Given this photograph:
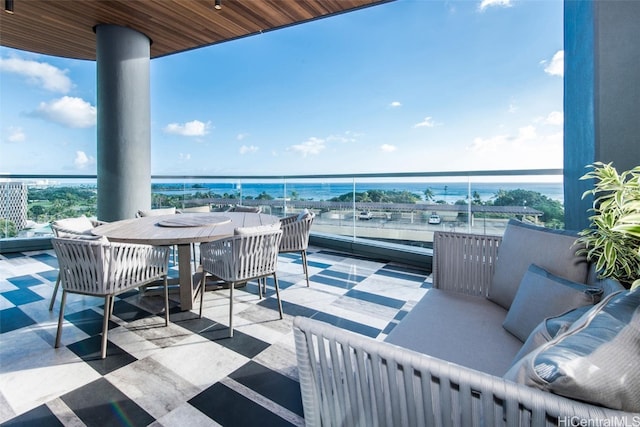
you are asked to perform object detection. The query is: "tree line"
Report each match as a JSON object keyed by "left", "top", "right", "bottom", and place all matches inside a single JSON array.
[{"left": 0, "top": 185, "right": 565, "bottom": 238}]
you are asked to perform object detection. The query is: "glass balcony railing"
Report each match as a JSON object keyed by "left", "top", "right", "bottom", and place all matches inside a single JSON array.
[{"left": 0, "top": 169, "right": 563, "bottom": 252}]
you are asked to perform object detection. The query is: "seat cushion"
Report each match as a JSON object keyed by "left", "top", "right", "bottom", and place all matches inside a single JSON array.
[
  {"left": 502, "top": 264, "right": 602, "bottom": 342},
  {"left": 488, "top": 219, "right": 588, "bottom": 310},
  {"left": 385, "top": 289, "right": 522, "bottom": 376},
  {"left": 505, "top": 290, "right": 640, "bottom": 412}
]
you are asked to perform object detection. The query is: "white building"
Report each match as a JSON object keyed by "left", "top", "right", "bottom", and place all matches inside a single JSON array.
[{"left": 0, "top": 182, "right": 28, "bottom": 231}]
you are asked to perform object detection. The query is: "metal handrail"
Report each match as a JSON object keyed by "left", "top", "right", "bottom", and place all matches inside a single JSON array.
[{"left": 1, "top": 168, "right": 563, "bottom": 181}]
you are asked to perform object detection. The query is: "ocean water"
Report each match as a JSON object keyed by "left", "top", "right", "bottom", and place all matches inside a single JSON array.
[{"left": 154, "top": 181, "right": 564, "bottom": 204}]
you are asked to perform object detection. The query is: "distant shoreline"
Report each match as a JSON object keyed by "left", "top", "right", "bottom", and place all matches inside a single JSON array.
[{"left": 152, "top": 181, "right": 564, "bottom": 203}]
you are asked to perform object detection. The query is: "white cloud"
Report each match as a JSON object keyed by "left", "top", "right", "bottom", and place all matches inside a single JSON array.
[
  {"left": 517, "top": 125, "right": 537, "bottom": 141},
  {"left": 479, "top": 0, "right": 512, "bottom": 11},
  {"left": 33, "top": 96, "right": 96, "bottom": 128},
  {"left": 467, "top": 125, "right": 562, "bottom": 170},
  {"left": 164, "top": 120, "right": 211, "bottom": 136},
  {"left": 179, "top": 153, "right": 191, "bottom": 161},
  {"left": 289, "top": 137, "right": 326, "bottom": 157},
  {"left": 390, "top": 101, "right": 402, "bottom": 108},
  {"left": 508, "top": 103, "right": 518, "bottom": 113},
  {"left": 237, "top": 133, "right": 249, "bottom": 141},
  {"left": 544, "top": 111, "right": 563, "bottom": 126},
  {"left": 470, "top": 125, "right": 537, "bottom": 153},
  {"left": 543, "top": 50, "right": 564, "bottom": 77},
  {"left": 381, "top": 144, "right": 397, "bottom": 152},
  {"left": 7, "top": 127, "right": 25, "bottom": 142},
  {"left": 413, "top": 116, "right": 438, "bottom": 128},
  {"left": 239, "top": 145, "right": 258, "bottom": 154},
  {"left": 74, "top": 151, "right": 95, "bottom": 169},
  {"left": 0, "top": 57, "right": 72, "bottom": 93},
  {"left": 327, "top": 132, "right": 358, "bottom": 143},
  {"left": 470, "top": 134, "right": 508, "bottom": 152}
]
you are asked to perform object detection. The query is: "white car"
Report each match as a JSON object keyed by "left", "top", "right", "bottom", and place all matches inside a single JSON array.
[
  {"left": 359, "top": 211, "right": 373, "bottom": 220},
  {"left": 428, "top": 214, "right": 441, "bottom": 224}
]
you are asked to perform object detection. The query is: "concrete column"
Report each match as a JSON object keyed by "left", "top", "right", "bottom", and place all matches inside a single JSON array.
[
  {"left": 564, "top": 0, "right": 640, "bottom": 230},
  {"left": 96, "top": 25, "right": 151, "bottom": 222}
]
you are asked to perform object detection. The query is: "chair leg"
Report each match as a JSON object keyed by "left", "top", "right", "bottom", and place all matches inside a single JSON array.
[
  {"left": 163, "top": 275, "right": 170, "bottom": 326},
  {"left": 273, "top": 273, "right": 283, "bottom": 319},
  {"left": 229, "top": 281, "right": 234, "bottom": 338},
  {"left": 192, "top": 243, "right": 198, "bottom": 273},
  {"left": 301, "top": 250, "right": 310, "bottom": 287},
  {"left": 106, "top": 292, "right": 116, "bottom": 318},
  {"left": 101, "top": 296, "right": 111, "bottom": 359},
  {"left": 49, "top": 274, "right": 61, "bottom": 311},
  {"left": 199, "top": 273, "right": 206, "bottom": 318},
  {"left": 258, "top": 278, "right": 263, "bottom": 299},
  {"left": 54, "top": 290, "right": 67, "bottom": 348}
]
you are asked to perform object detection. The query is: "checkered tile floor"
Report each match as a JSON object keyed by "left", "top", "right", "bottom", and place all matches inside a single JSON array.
[{"left": 0, "top": 246, "right": 431, "bottom": 426}]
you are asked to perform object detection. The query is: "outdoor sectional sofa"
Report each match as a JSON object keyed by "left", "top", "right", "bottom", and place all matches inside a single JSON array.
[{"left": 293, "top": 219, "right": 640, "bottom": 426}]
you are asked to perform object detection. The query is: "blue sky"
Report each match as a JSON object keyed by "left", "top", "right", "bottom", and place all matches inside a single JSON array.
[{"left": 0, "top": 0, "right": 563, "bottom": 176}]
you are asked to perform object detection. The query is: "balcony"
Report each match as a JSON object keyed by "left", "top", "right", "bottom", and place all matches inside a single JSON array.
[{"left": 0, "top": 169, "right": 565, "bottom": 424}]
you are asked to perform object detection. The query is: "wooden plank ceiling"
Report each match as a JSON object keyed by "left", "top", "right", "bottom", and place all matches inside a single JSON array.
[{"left": 0, "top": 0, "right": 392, "bottom": 60}]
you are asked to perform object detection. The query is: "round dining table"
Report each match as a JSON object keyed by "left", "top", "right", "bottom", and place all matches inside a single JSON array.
[{"left": 92, "top": 212, "right": 280, "bottom": 310}]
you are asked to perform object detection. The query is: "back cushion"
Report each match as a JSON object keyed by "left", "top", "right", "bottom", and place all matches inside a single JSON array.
[
  {"left": 232, "top": 205, "right": 261, "bottom": 213},
  {"left": 234, "top": 222, "right": 281, "bottom": 235},
  {"left": 52, "top": 215, "right": 95, "bottom": 236},
  {"left": 488, "top": 220, "right": 588, "bottom": 310},
  {"left": 296, "top": 209, "right": 311, "bottom": 222},
  {"left": 179, "top": 205, "right": 210, "bottom": 213},
  {"left": 502, "top": 264, "right": 601, "bottom": 342},
  {"left": 504, "top": 290, "right": 640, "bottom": 412},
  {"left": 137, "top": 207, "right": 176, "bottom": 217}
]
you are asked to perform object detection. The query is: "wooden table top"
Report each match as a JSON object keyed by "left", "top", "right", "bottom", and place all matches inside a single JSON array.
[{"left": 92, "top": 212, "right": 280, "bottom": 246}]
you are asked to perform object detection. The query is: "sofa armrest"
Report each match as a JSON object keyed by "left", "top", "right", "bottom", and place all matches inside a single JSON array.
[
  {"left": 293, "top": 316, "right": 635, "bottom": 427},
  {"left": 432, "top": 231, "right": 502, "bottom": 297}
]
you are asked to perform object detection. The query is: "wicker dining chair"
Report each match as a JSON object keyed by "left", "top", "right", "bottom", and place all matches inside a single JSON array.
[
  {"left": 199, "top": 226, "right": 283, "bottom": 337},
  {"left": 49, "top": 216, "right": 108, "bottom": 311},
  {"left": 136, "top": 207, "right": 183, "bottom": 268},
  {"left": 279, "top": 210, "right": 315, "bottom": 287},
  {"left": 52, "top": 237, "right": 171, "bottom": 359},
  {"left": 175, "top": 205, "right": 211, "bottom": 270}
]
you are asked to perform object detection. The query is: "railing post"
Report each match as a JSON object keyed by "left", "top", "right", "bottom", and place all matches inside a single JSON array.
[
  {"left": 467, "top": 178, "right": 472, "bottom": 233},
  {"left": 352, "top": 178, "right": 356, "bottom": 240}
]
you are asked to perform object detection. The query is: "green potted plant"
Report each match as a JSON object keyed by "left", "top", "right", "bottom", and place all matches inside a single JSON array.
[{"left": 577, "top": 162, "right": 640, "bottom": 289}]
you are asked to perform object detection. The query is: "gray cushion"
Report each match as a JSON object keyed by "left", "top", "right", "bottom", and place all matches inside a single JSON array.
[
  {"left": 385, "top": 289, "right": 522, "bottom": 376},
  {"left": 502, "top": 264, "right": 602, "bottom": 342},
  {"left": 488, "top": 219, "right": 588, "bottom": 310},
  {"left": 510, "top": 305, "right": 591, "bottom": 365},
  {"left": 504, "top": 290, "right": 640, "bottom": 412}
]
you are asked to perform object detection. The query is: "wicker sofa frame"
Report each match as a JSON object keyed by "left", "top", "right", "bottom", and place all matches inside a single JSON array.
[{"left": 293, "top": 228, "right": 638, "bottom": 426}]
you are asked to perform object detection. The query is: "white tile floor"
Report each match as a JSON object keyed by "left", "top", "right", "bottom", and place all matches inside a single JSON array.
[{"left": 0, "top": 246, "right": 431, "bottom": 426}]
